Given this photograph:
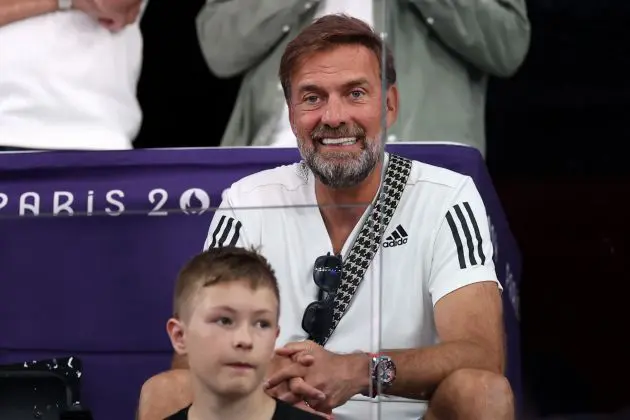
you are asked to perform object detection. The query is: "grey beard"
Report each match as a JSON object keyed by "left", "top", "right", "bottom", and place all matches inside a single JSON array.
[{"left": 298, "top": 135, "right": 383, "bottom": 189}]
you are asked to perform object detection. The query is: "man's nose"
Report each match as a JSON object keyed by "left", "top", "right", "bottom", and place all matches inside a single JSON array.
[{"left": 320, "top": 96, "right": 347, "bottom": 128}]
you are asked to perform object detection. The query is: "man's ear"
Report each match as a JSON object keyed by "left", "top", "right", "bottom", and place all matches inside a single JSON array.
[
  {"left": 385, "top": 84, "right": 399, "bottom": 129},
  {"left": 288, "top": 102, "right": 298, "bottom": 136},
  {"left": 166, "top": 318, "right": 187, "bottom": 356}
]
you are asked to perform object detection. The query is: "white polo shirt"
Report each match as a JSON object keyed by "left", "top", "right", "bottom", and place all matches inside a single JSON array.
[
  {"left": 203, "top": 154, "right": 500, "bottom": 420},
  {"left": 0, "top": 6, "right": 145, "bottom": 150}
]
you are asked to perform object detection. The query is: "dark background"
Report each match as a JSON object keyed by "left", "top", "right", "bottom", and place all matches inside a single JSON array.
[{"left": 135, "top": 1, "right": 630, "bottom": 416}]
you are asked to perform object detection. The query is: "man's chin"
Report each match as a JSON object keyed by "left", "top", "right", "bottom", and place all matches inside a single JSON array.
[{"left": 313, "top": 169, "right": 366, "bottom": 189}]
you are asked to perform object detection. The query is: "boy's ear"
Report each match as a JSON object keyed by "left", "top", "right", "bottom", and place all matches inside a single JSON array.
[{"left": 166, "top": 318, "right": 187, "bottom": 355}]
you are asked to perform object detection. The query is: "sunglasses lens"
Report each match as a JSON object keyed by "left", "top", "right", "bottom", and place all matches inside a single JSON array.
[
  {"left": 301, "top": 299, "right": 335, "bottom": 339},
  {"left": 313, "top": 255, "right": 342, "bottom": 291},
  {"left": 301, "top": 301, "right": 320, "bottom": 333},
  {"left": 304, "top": 254, "right": 343, "bottom": 343}
]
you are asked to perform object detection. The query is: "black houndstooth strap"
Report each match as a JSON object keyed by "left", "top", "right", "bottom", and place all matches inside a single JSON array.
[{"left": 319, "top": 154, "right": 412, "bottom": 346}]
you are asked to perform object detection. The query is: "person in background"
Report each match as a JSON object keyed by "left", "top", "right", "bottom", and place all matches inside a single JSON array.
[
  {"left": 196, "top": 0, "right": 530, "bottom": 156},
  {"left": 0, "top": 0, "right": 146, "bottom": 151}
]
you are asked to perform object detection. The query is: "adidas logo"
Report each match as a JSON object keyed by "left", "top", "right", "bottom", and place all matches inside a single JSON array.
[{"left": 383, "top": 224, "right": 408, "bottom": 248}]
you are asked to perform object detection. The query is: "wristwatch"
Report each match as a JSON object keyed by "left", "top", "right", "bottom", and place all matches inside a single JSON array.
[
  {"left": 58, "top": 0, "right": 73, "bottom": 10},
  {"left": 363, "top": 354, "right": 396, "bottom": 398}
]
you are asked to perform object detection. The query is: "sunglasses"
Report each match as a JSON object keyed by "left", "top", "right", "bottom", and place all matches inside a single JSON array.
[{"left": 301, "top": 253, "right": 343, "bottom": 344}]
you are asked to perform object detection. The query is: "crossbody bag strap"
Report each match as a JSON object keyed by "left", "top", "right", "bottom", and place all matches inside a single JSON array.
[{"left": 319, "top": 154, "right": 412, "bottom": 346}]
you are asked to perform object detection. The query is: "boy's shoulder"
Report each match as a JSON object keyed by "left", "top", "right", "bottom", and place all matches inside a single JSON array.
[
  {"left": 163, "top": 405, "right": 189, "bottom": 420},
  {"left": 272, "top": 399, "right": 325, "bottom": 419}
]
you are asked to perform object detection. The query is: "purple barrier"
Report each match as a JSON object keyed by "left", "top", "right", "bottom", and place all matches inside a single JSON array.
[{"left": 0, "top": 144, "right": 521, "bottom": 419}]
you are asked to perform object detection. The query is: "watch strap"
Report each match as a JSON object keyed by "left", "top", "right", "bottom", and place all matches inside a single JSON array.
[{"left": 363, "top": 353, "right": 395, "bottom": 398}]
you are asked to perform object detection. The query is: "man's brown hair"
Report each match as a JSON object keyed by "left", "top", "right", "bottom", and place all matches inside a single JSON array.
[
  {"left": 279, "top": 13, "right": 397, "bottom": 102},
  {"left": 173, "top": 246, "right": 280, "bottom": 320}
]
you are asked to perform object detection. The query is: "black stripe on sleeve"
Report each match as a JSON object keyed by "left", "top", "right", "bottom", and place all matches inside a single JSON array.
[
  {"left": 454, "top": 204, "right": 477, "bottom": 267},
  {"left": 446, "top": 211, "right": 466, "bottom": 269},
  {"left": 227, "top": 221, "right": 242, "bottom": 247},
  {"left": 217, "top": 217, "right": 234, "bottom": 247},
  {"left": 208, "top": 215, "right": 226, "bottom": 249},
  {"left": 463, "top": 201, "right": 486, "bottom": 265}
]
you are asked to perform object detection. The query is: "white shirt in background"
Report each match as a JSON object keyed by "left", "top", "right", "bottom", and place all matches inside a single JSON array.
[
  {"left": 0, "top": 6, "right": 146, "bottom": 150},
  {"left": 270, "top": 0, "right": 374, "bottom": 147}
]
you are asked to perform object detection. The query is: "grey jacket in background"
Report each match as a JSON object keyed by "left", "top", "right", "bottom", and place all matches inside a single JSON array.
[{"left": 196, "top": 0, "right": 530, "bottom": 154}]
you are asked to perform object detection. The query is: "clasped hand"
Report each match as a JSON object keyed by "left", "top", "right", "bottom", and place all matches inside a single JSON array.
[
  {"left": 264, "top": 341, "right": 366, "bottom": 418},
  {"left": 73, "top": 0, "right": 142, "bottom": 32}
]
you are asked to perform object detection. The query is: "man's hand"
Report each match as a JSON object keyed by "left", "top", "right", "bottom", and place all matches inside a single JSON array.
[
  {"left": 265, "top": 341, "right": 369, "bottom": 413},
  {"left": 265, "top": 353, "right": 331, "bottom": 418},
  {"left": 72, "top": 0, "right": 141, "bottom": 31}
]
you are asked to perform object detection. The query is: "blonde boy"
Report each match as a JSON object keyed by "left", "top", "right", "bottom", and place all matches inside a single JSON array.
[{"left": 164, "top": 247, "right": 325, "bottom": 420}]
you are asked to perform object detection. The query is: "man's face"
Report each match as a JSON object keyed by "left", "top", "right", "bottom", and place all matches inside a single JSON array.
[
  {"left": 288, "top": 44, "right": 398, "bottom": 189},
  {"left": 171, "top": 280, "right": 279, "bottom": 398}
]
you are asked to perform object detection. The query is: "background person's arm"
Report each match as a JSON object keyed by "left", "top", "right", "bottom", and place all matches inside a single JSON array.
[
  {"left": 0, "top": 0, "right": 142, "bottom": 30},
  {"left": 196, "top": 0, "right": 311, "bottom": 78},
  {"left": 0, "top": 0, "right": 58, "bottom": 27},
  {"left": 409, "top": 0, "right": 531, "bottom": 77}
]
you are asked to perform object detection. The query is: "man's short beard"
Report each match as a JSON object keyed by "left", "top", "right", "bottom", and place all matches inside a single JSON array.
[{"left": 298, "top": 132, "right": 384, "bottom": 189}]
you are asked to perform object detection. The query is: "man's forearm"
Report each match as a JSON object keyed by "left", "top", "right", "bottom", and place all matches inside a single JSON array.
[
  {"left": 384, "top": 341, "right": 503, "bottom": 399},
  {"left": 0, "top": 0, "right": 58, "bottom": 27},
  {"left": 350, "top": 341, "right": 503, "bottom": 401}
]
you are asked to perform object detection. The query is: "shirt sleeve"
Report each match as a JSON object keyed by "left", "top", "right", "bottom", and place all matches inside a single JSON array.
[
  {"left": 428, "top": 177, "right": 501, "bottom": 306},
  {"left": 202, "top": 188, "right": 253, "bottom": 250}
]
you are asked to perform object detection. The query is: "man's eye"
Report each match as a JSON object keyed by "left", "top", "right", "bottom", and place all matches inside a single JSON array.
[
  {"left": 256, "top": 320, "right": 271, "bottom": 329},
  {"left": 350, "top": 90, "right": 364, "bottom": 98},
  {"left": 305, "top": 95, "right": 319, "bottom": 104}
]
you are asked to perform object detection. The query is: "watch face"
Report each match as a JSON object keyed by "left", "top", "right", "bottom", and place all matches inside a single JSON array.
[
  {"left": 376, "top": 358, "right": 396, "bottom": 385},
  {"left": 378, "top": 367, "right": 394, "bottom": 383}
]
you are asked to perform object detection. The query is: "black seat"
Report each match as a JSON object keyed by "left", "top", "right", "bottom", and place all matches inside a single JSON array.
[{"left": 0, "top": 357, "right": 92, "bottom": 420}]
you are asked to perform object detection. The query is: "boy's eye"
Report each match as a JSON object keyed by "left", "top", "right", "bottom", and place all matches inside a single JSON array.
[{"left": 216, "top": 317, "right": 232, "bottom": 326}]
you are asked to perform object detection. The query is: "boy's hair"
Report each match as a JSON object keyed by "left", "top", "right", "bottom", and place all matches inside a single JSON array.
[
  {"left": 173, "top": 246, "right": 280, "bottom": 320},
  {"left": 279, "top": 13, "right": 397, "bottom": 102}
]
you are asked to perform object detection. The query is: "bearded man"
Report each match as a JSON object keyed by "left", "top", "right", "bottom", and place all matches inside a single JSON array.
[{"left": 139, "top": 14, "right": 512, "bottom": 420}]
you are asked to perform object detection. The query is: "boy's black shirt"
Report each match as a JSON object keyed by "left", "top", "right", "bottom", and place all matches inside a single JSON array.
[{"left": 165, "top": 398, "right": 324, "bottom": 420}]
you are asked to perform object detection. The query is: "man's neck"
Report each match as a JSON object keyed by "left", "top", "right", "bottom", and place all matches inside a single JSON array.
[
  {"left": 188, "top": 385, "right": 275, "bottom": 420},
  {"left": 315, "top": 159, "right": 384, "bottom": 254},
  {"left": 315, "top": 159, "right": 384, "bottom": 226}
]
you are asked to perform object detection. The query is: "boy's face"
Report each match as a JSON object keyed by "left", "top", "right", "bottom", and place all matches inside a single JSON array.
[{"left": 168, "top": 279, "right": 279, "bottom": 398}]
